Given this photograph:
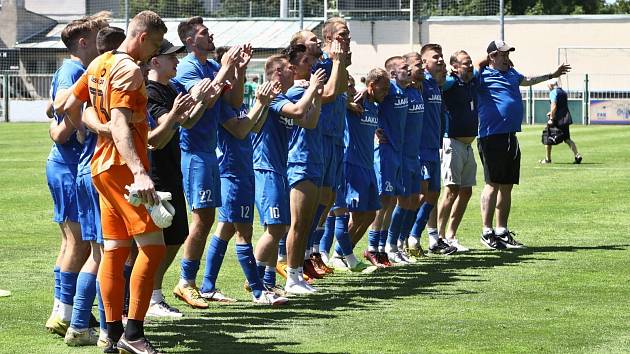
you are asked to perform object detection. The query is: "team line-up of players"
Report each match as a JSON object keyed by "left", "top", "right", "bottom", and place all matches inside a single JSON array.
[{"left": 44, "top": 10, "right": 570, "bottom": 353}]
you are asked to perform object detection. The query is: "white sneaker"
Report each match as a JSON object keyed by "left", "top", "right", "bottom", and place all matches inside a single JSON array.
[
  {"left": 64, "top": 327, "right": 99, "bottom": 346},
  {"left": 253, "top": 290, "right": 289, "bottom": 306},
  {"left": 146, "top": 300, "right": 184, "bottom": 318},
  {"left": 199, "top": 289, "right": 237, "bottom": 303},
  {"left": 447, "top": 238, "right": 470, "bottom": 252},
  {"left": 387, "top": 251, "right": 409, "bottom": 265},
  {"left": 285, "top": 280, "right": 317, "bottom": 294},
  {"left": 331, "top": 256, "right": 350, "bottom": 271}
]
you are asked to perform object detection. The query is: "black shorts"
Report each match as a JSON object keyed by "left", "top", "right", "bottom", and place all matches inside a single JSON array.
[
  {"left": 560, "top": 125, "right": 571, "bottom": 141},
  {"left": 156, "top": 183, "right": 189, "bottom": 246},
  {"left": 478, "top": 133, "right": 521, "bottom": 185}
]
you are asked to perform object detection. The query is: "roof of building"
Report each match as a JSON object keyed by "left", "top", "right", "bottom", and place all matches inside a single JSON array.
[{"left": 16, "top": 17, "right": 322, "bottom": 50}]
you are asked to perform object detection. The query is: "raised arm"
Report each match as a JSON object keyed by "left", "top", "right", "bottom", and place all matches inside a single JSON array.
[
  {"left": 320, "top": 40, "right": 344, "bottom": 104},
  {"left": 148, "top": 92, "right": 195, "bottom": 149},
  {"left": 280, "top": 68, "right": 326, "bottom": 122},
  {"left": 520, "top": 63, "right": 571, "bottom": 87},
  {"left": 223, "top": 43, "right": 252, "bottom": 109},
  {"left": 183, "top": 78, "right": 225, "bottom": 129},
  {"left": 222, "top": 81, "right": 278, "bottom": 139}
]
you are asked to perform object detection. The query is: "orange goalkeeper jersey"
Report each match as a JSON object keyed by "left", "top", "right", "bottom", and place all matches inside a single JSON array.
[{"left": 73, "top": 51, "right": 150, "bottom": 176}]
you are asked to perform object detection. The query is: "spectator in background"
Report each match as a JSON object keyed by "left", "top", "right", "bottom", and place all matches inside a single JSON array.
[
  {"left": 244, "top": 76, "right": 259, "bottom": 107},
  {"left": 540, "top": 79, "right": 582, "bottom": 164}
]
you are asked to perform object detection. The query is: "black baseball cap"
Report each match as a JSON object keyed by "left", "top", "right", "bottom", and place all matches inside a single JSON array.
[
  {"left": 487, "top": 40, "right": 515, "bottom": 54},
  {"left": 154, "top": 39, "right": 185, "bottom": 57}
]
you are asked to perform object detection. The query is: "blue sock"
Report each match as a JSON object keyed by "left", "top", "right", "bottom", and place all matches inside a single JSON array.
[
  {"left": 410, "top": 203, "right": 434, "bottom": 238},
  {"left": 200, "top": 236, "right": 228, "bottom": 294},
  {"left": 306, "top": 204, "right": 326, "bottom": 251},
  {"left": 399, "top": 209, "right": 415, "bottom": 243},
  {"left": 378, "top": 230, "right": 388, "bottom": 251},
  {"left": 180, "top": 258, "right": 200, "bottom": 282},
  {"left": 386, "top": 206, "right": 404, "bottom": 249},
  {"left": 263, "top": 266, "right": 276, "bottom": 287},
  {"left": 123, "top": 264, "right": 132, "bottom": 313},
  {"left": 59, "top": 271, "right": 78, "bottom": 305},
  {"left": 95, "top": 281, "right": 106, "bottom": 330},
  {"left": 334, "top": 215, "right": 354, "bottom": 256},
  {"left": 256, "top": 262, "right": 266, "bottom": 280},
  {"left": 53, "top": 266, "right": 61, "bottom": 300},
  {"left": 278, "top": 236, "right": 287, "bottom": 259},
  {"left": 319, "top": 215, "right": 336, "bottom": 254},
  {"left": 236, "top": 243, "right": 264, "bottom": 299},
  {"left": 70, "top": 272, "right": 97, "bottom": 330},
  {"left": 367, "top": 230, "right": 380, "bottom": 252}
]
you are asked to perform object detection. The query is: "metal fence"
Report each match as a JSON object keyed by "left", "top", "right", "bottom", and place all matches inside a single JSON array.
[{"left": 4, "top": 72, "right": 629, "bottom": 124}]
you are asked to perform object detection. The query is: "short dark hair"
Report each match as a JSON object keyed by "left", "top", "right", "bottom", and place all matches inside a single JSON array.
[
  {"left": 178, "top": 16, "right": 204, "bottom": 45},
  {"left": 282, "top": 43, "right": 307, "bottom": 65},
  {"left": 61, "top": 11, "right": 110, "bottom": 52},
  {"left": 96, "top": 26, "right": 125, "bottom": 54},
  {"left": 420, "top": 43, "right": 442, "bottom": 57}
]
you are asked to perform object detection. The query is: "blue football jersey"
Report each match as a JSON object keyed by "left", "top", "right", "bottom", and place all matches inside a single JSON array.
[
  {"left": 344, "top": 97, "right": 379, "bottom": 169},
  {"left": 286, "top": 85, "right": 323, "bottom": 166},
  {"left": 217, "top": 102, "right": 254, "bottom": 177},
  {"left": 377, "top": 80, "right": 408, "bottom": 152},
  {"left": 252, "top": 93, "right": 293, "bottom": 176}
]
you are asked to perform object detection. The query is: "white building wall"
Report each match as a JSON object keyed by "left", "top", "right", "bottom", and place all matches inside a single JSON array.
[{"left": 347, "top": 15, "right": 630, "bottom": 91}]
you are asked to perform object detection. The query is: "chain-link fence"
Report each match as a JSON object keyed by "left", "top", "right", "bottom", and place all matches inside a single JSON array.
[{"left": 1, "top": 1, "right": 629, "bottom": 124}]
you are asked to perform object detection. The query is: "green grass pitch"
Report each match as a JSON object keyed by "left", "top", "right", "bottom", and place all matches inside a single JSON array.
[{"left": 1, "top": 123, "right": 630, "bottom": 353}]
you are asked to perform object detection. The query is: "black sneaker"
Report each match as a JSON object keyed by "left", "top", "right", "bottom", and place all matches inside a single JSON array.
[
  {"left": 428, "top": 239, "right": 457, "bottom": 255},
  {"left": 574, "top": 155, "right": 583, "bottom": 164},
  {"left": 117, "top": 336, "right": 161, "bottom": 354},
  {"left": 480, "top": 231, "right": 506, "bottom": 250},
  {"left": 495, "top": 231, "right": 525, "bottom": 249}
]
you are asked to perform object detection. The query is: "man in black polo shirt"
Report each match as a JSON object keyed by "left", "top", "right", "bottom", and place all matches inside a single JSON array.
[{"left": 437, "top": 50, "right": 478, "bottom": 252}]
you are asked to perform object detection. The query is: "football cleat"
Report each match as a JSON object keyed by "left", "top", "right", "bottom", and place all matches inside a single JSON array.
[
  {"left": 172, "top": 284, "right": 209, "bottom": 309},
  {"left": 363, "top": 250, "right": 380, "bottom": 267},
  {"left": 117, "top": 335, "right": 161, "bottom": 354},
  {"left": 311, "top": 253, "right": 334, "bottom": 274},
  {"left": 285, "top": 280, "right": 317, "bottom": 295},
  {"left": 376, "top": 252, "right": 392, "bottom": 267},
  {"left": 303, "top": 259, "right": 325, "bottom": 279},
  {"left": 398, "top": 248, "right": 418, "bottom": 263},
  {"left": 64, "top": 326, "right": 99, "bottom": 346},
  {"left": 47, "top": 316, "right": 69, "bottom": 337},
  {"left": 386, "top": 251, "right": 410, "bottom": 265},
  {"left": 199, "top": 289, "right": 237, "bottom": 303}
]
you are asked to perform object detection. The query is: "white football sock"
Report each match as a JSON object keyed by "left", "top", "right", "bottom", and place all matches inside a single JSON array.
[
  {"left": 286, "top": 267, "right": 301, "bottom": 286},
  {"left": 345, "top": 254, "right": 358, "bottom": 268},
  {"left": 482, "top": 227, "right": 494, "bottom": 236},
  {"left": 428, "top": 228, "right": 439, "bottom": 248},
  {"left": 178, "top": 278, "right": 195, "bottom": 288},
  {"left": 320, "top": 251, "right": 330, "bottom": 264},
  {"left": 495, "top": 227, "right": 508, "bottom": 235},
  {"left": 408, "top": 236, "right": 420, "bottom": 249},
  {"left": 150, "top": 289, "right": 164, "bottom": 305},
  {"left": 60, "top": 303, "right": 73, "bottom": 322},
  {"left": 312, "top": 244, "right": 320, "bottom": 254}
]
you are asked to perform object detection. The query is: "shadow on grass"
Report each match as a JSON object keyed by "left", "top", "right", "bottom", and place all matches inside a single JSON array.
[{"left": 148, "top": 243, "right": 628, "bottom": 353}]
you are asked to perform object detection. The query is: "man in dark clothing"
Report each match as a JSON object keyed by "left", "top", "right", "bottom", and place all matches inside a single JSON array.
[{"left": 540, "top": 79, "right": 582, "bottom": 164}]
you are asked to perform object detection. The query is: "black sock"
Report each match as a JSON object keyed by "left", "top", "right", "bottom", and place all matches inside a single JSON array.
[
  {"left": 124, "top": 319, "right": 145, "bottom": 341},
  {"left": 107, "top": 320, "right": 124, "bottom": 342}
]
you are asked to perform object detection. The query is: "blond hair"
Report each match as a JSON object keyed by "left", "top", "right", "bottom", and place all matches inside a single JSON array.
[{"left": 129, "top": 11, "right": 167, "bottom": 37}]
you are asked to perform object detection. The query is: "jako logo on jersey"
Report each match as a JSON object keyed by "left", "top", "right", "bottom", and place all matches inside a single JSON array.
[
  {"left": 361, "top": 114, "right": 378, "bottom": 126},
  {"left": 409, "top": 103, "right": 424, "bottom": 113},
  {"left": 384, "top": 181, "right": 394, "bottom": 192},
  {"left": 394, "top": 97, "right": 408, "bottom": 107},
  {"left": 427, "top": 94, "right": 441, "bottom": 103}
]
